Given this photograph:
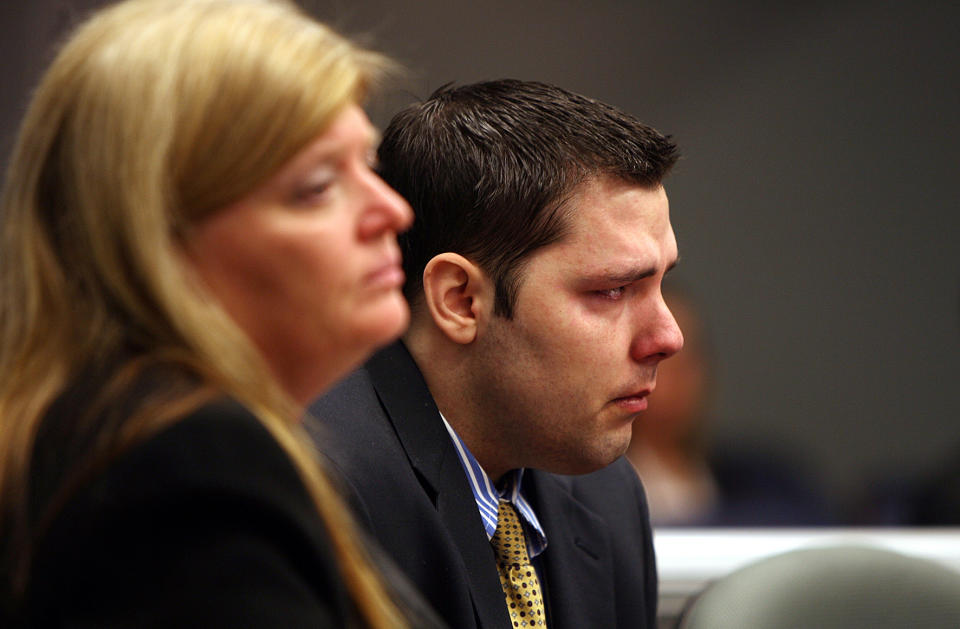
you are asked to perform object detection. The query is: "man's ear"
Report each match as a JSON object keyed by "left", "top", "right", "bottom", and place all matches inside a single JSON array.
[{"left": 421, "top": 253, "right": 492, "bottom": 344}]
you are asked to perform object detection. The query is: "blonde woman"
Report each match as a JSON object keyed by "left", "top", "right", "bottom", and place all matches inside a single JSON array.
[{"left": 0, "top": 1, "right": 441, "bottom": 626}]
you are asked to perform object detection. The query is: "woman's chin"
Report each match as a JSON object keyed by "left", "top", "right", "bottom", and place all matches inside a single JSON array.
[
  {"left": 369, "top": 291, "right": 411, "bottom": 346},
  {"left": 350, "top": 296, "right": 411, "bottom": 359}
]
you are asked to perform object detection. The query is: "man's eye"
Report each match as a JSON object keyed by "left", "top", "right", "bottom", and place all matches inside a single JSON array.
[{"left": 595, "top": 286, "right": 627, "bottom": 300}]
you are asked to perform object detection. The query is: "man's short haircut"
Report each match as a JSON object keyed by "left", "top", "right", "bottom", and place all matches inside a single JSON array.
[{"left": 377, "top": 79, "right": 679, "bottom": 318}]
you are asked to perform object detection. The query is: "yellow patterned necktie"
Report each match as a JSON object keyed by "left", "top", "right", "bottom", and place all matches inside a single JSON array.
[{"left": 490, "top": 500, "right": 547, "bottom": 628}]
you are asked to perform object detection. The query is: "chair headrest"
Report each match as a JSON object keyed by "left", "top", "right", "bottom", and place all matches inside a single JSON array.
[{"left": 679, "top": 545, "right": 960, "bottom": 629}]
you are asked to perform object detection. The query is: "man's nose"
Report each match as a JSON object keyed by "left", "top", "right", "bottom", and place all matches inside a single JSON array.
[{"left": 631, "top": 298, "right": 684, "bottom": 364}]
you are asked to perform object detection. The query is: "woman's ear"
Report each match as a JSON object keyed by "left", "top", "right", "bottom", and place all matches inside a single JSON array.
[{"left": 421, "top": 253, "right": 492, "bottom": 344}]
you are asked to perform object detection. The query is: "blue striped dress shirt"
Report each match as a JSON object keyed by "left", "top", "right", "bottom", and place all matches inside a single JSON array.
[{"left": 439, "top": 413, "right": 547, "bottom": 558}]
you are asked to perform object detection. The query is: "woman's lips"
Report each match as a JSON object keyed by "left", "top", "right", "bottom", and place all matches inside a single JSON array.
[{"left": 365, "top": 260, "right": 405, "bottom": 290}]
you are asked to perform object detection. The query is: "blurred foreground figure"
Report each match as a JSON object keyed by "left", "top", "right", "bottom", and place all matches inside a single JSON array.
[
  {"left": 628, "top": 288, "right": 831, "bottom": 526},
  {"left": 0, "top": 1, "right": 442, "bottom": 626},
  {"left": 312, "top": 79, "right": 683, "bottom": 629}
]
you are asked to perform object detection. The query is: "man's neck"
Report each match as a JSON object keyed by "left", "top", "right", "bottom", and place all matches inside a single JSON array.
[{"left": 404, "top": 327, "right": 513, "bottom": 482}]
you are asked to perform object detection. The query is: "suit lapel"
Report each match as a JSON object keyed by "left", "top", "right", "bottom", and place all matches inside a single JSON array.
[
  {"left": 528, "top": 470, "right": 617, "bottom": 629},
  {"left": 366, "top": 343, "right": 511, "bottom": 629}
]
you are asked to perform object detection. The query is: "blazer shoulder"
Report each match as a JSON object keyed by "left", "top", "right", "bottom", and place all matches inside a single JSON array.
[
  {"left": 561, "top": 458, "right": 649, "bottom": 514},
  {"left": 536, "top": 458, "right": 658, "bottom": 629},
  {"left": 28, "top": 398, "right": 351, "bottom": 628},
  {"left": 109, "top": 399, "right": 314, "bottom": 507},
  {"left": 309, "top": 367, "right": 384, "bottom": 431},
  {"left": 308, "top": 367, "right": 404, "bottom": 468}
]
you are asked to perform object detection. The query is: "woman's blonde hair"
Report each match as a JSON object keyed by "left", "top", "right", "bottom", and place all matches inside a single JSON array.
[{"left": 0, "top": 0, "right": 405, "bottom": 625}]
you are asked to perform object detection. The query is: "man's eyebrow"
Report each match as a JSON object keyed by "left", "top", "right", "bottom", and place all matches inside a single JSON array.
[{"left": 585, "top": 256, "right": 681, "bottom": 285}]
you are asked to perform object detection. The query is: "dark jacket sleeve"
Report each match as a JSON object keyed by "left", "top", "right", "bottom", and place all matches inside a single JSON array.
[{"left": 27, "top": 400, "right": 352, "bottom": 628}]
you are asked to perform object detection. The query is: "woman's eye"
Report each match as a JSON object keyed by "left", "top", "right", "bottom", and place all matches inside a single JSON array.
[
  {"left": 294, "top": 184, "right": 331, "bottom": 206},
  {"left": 306, "top": 180, "right": 332, "bottom": 198},
  {"left": 295, "top": 170, "right": 336, "bottom": 204}
]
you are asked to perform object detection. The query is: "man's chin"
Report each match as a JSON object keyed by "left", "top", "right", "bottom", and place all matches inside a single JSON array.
[{"left": 543, "top": 443, "right": 630, "bottom": 476}]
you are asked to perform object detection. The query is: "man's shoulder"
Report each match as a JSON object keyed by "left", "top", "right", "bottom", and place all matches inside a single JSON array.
[
  {"left": 308, "top": 342, "right": 426, "bottom": 434},
  {"left": 310, "top": 367, "right": 381, "bottom": 425},
  {"left": 308, "top": 365, "right": 404, "bottom": 457},
  {"left": 528, "top": 458, "right": 657, "bottom": 628},
  {"left": 540, "top": 456, "right": 641, "bottom": 493},
  {"left": 306, "top": 361, "right": 439, "bottom": 518},
  {"left": 533, "top": 457, "right": 649, "bottom": 525},
  {"left": 307, "top": 342, "right": 445, "bottom": 468},
  {"left": 566, "top": 457, "right": 643, "bottom": 493}
]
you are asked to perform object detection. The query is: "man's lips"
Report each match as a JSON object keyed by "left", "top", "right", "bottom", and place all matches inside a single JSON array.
[{"left": 612, "top": 389, "right": 652, "bottom": 412}]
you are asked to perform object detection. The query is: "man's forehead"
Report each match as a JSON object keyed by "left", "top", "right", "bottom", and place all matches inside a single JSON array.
[{"left": 560, "top": 179, "right": 671, "bottom": 240}]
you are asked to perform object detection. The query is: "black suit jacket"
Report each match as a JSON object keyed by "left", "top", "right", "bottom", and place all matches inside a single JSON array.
[
  {"left": 18, "top": 396, "right": 358, "bottom": 628},
  {"left": 309, "top": 341, "right": 659, "bottom": 629}
]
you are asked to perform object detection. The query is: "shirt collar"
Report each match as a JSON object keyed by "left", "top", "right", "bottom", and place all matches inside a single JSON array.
[{"left": 440, "top": 413, "right": 547, "bottom": 557}]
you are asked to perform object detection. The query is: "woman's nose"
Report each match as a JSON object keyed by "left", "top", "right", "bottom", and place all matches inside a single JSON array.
[{"left": 358, "top": 171, "right": 414, "bottom": 239}]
